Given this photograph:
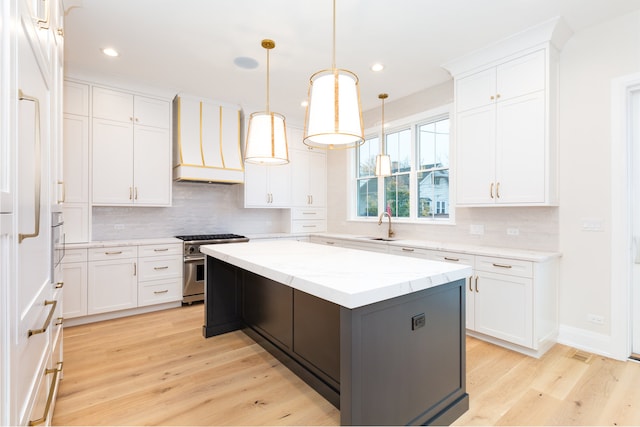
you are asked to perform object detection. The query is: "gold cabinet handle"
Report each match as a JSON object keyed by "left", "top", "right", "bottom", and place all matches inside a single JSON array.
[
  {"left": 302, "top": 225, "right": 316, "bottom": 228},
  {"left": 496, "top": 182, "right": 500, "bottom": 199},
  {"left": 134, "top": 187, "right": 138, "bottom": 200},
  {"left": 57, "top": 180, "right": 65, "bottom": 203},
  {"left": 54, "top": 281, "right": 63, "bottom": 289},
  {"left": 55, "top": 317, "right": 64, "bottom": 326},
  {"left": 154, "top": 248, "right": 169, "bottom": 252},
  {"left": 490, "top": 95, "right": 495, "bottom": 100},
  {"left": 57, "top": 27, "right": 64, "bottom": 36},
  {"left": 401, "top": 248, "right": 415, "bottom": 252},
  {"left": 129, "top": 187, "right": 133, "bottom": 200},
  {"left": 153, "top": 266, "right": 169, "bottom": 270},
  {"left": 444, "top": 256, "right": 460, "bottom": 262},
  {"left": 496, "top": 94, "right": 501, "bottom": 99},
  {"left": 28, "top": 300, "right": 57, "bottom": 337},
  {"left": 302, "top": 212, "right": 317, "bottom": 215},
  {"left": 133, "top": 262, "right": 137, "bottom": 276},
  {"left": 325, "top": 241, "right": 335, "bottom": 245},
  {"left": 35, "top": 0, "right": 50, "bottom": 30},
  {"left": 105, "top": 251, "right": 122, "bottom": 255},
  {"left": 468, "top": 276, "right": 473, "bottom": 292},
  {"left": 28, "top": 362, "right": 63, "bottom": 426},
  {"left": 18, "top": 90, "right": 42, "bottom": 244},
  {"left": 153, "top": 290, "right": 169, "bottom": 294},
  {"left": 490, "top": 182, "right": 494, "bottom": 199},
  {"left": 475, "top": 276, "right": 479, "bottom": 293},
  {"left": 492, "top": 263, "right": 512, "bottom": 269}
]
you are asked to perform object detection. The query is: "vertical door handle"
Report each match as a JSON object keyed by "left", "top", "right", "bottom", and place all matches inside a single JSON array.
[
  {"left": 490, "top": 182, "right": 494, "bottom": 199},
  {"left": 18, "top": 90, "right": 42, "bottom": 244},
  {"left": 496, "top": 182, "right": 500, "bottom": 199},
  {"left": 475, "top": 276, "right": 479, "bottom": 293}
]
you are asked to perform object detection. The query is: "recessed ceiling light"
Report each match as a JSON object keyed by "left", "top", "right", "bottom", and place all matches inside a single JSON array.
[
  {"left": 234, "top": 56, "right": 259, "bottom": 70},
  {"left": 371, "top": 63, "right": 384, "bottom": 72},
  {"left": 102, "top": 47, "right": 119, "bottom": 57}
]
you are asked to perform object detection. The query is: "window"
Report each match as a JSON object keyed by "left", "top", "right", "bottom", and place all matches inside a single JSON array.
[{"left": 353, "top": 106, "right": 452, "bottom": 222}]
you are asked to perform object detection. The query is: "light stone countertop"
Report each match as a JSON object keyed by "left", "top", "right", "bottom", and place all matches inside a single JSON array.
[
  {"left": 312, "top": 233, "right": 561, "bottom": 262},
  {"left": 65, "top": 237, "right": 182, "bottom": 250},
  {"left": 200, "top": 239, "right": 472, "bottom": 309}
]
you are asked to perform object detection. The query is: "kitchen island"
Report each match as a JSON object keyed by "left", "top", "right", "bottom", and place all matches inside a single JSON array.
[{"left": 201, "top": 240, "right": 472, "bottom": 426}]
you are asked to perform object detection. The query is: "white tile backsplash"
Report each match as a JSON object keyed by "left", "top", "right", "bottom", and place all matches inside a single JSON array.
[{"left": 92, "top": 181, "right": 287, "bottom": 240}]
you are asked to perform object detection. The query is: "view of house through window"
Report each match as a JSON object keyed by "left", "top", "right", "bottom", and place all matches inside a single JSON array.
[{"left": 355, "top": 110, "right": 451, "bottom": 222}]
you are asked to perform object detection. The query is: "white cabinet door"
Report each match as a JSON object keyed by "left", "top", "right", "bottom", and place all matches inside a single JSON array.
[
  {"left": 244, "top": 162, "right": 291, "bottom": 207},
  {"left": 62, "top": 261, "right": 87, "bottom": 319},
  {"left": 290, "top": 149, "right": 326, "bottom": 207},
  {"left": 496, "top": 49, "right": 545, "bottom": 101},
  {"left": 63, "top": 81, "right": 89, "bottom": 116},
  {"left": 134, "top": 96, "right": 170, "bottom": 129},
  {"left": 455, "top": 105, "right": 496, "bottom": 205},
  {"left": 474, "top": 271, "right": 533, "bottom": 348},
  {"left": 62, "top": 114, "right": 89, "bottom": 203},
  {"left": 92, "top": 119, "right": 134, "bottom": 205},
  {"left": 133, "top": 126, "right": 171, "bottom": 205},
  {"left": 495, "top": 92, "right": 546, "bottom": 204},
  {"left": 88, "top": 258, "right": 138, "bottom": 314},
  {"left": 92, "top": 87, "right": 133, "bottom": 123},
  {"left": 456, "top": 67, "right": 495, "bottom": 112}
]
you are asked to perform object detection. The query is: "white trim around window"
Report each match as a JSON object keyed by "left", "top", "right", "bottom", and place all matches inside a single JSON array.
[{"left": 348, "top": 104, "right": 455, "bottom": 225}]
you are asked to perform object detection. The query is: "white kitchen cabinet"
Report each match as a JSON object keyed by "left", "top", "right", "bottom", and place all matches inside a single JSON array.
[
  {"left": 244, "top": 161, "right": 292, "bottom": 207},
  {"left": 137, "top": 243, "right": 182, "bottom": 307},
  {"left": 87, "top": 246, "right": 138, "bottom": 314},
  {"left": 290, "top": 148, "right": 327, "bottom": 207},
  {"left": 452, "top": 47, "right": 558, "bottom": 206},
  {"left": 62, "top": 249, "right": 88, "bottom": 319},
  {"left": 92, "top": 86, "right": 171, "bottom": 206},
  {"left": 286, "top": 207, "right": 327, "bottom": 234}
]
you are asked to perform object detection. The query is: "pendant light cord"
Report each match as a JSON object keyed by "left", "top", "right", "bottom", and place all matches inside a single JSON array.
[{"left": 266, "top": 44, "right": 270, "bottom": 113}]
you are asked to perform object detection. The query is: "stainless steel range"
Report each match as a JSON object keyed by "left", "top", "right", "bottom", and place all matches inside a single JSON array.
[{"left": 175, "top": 234, "right": 249, "bottom": 303}]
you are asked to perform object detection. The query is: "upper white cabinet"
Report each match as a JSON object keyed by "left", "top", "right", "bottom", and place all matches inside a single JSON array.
[
  {"left": 290, "top": 149, "right": 327, "bottom": 207},
  {"left": 172, "top": 94, "right": 244, "bottom": 183},
  {"left": 91, "top": 86, "right": 171, "bottom": 206},
  {"left": 444, "top": 18, "right": 571, "bottom": 207},
  {"left": 244, "top": 161, "right": 291, "bottom": 207}
]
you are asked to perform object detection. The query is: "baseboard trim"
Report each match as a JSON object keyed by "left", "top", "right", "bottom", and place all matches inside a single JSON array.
[{"left": 556, "top": 324, "right": 624, "bottom": 360}]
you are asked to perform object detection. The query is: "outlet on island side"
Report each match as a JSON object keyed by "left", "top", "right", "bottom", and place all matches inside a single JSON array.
[{"left": 411, "top": 313, "right": 426, "bottom": 330}]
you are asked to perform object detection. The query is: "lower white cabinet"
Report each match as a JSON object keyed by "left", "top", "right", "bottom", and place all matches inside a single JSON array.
[
  {"left": 64, "top": 242, "right": 182, "bottom": 322},
  {"left": 88, "top": 246, "right": 138, "bottom": 314},
  {"left": 286, "top": 207, "right": 327, "bottom": 234}
]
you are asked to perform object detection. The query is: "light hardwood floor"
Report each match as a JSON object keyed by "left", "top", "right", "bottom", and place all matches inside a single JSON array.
[{"left": 52, "top": 304, "right": 640, "bottom": 426}]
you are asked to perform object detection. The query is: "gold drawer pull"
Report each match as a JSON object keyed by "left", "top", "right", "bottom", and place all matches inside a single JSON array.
[
  {"left": 153, "top": 290, "right": 169, "bottom": 295},
  {"left": 54, "top": 281, "right": 63, "bottom": 289},
  {"left": 492, "top": 263, "right": 512, "bottom": 269},
  {"left": 468, "top": 277, "right": 473, "bottom": 292},
  {"left": 154, "top": 266, "right": 169, "bottom": 270},
  {"left": 475, "top": 276, "right": 479, "bottom": 293},
  {"left": 325, "top": 241, "right": 335, "bottom": 245},
  {"left": 401, "top": 248, "right": 414, "bottom": 252},
  {"left": 444, "top": 256, "right": 460, "bottom": 262},
  {"left": 302, "top": 212, "right": 317, "bottom": 215},
  {"left": 28, "top": 300, "right": 57, "bottom": 337},
  {"left": 55, "top": 317, "right": 64, "bottom": 326},
  {"left": 105, "top": 251, "right": 123, "bottom": 255},
  {"left": 28, "top": 362, "right": 63, "bottom": 426},
  {"left": 154, "top": 248, "right": 169, "bottom": 252}
]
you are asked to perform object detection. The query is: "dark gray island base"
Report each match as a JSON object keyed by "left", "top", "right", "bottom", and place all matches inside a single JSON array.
[{"left": 204, "top": 256, "right": 468, "bottom": 426}]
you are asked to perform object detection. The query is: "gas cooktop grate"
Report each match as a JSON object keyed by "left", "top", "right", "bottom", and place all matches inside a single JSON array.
[{"left": 175, "top": 233, "right": 248, "bottom": 241}]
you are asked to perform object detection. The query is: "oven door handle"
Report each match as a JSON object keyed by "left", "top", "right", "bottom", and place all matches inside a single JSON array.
[{"left": 184, "top": 257, "right": 205, "bottom": 263}]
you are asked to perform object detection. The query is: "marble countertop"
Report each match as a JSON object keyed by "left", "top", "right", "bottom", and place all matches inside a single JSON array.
[
  {"left": 65, "top": 237, "right": 182, "bottom": 249},
  {"left": 200, "top": 240, "right": 472, "bottom": 309},
  {"left": 312, "top": 233, "right": 561, "bottom": 262}
]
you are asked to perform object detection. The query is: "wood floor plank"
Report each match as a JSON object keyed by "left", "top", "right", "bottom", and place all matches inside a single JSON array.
[{"left": 53, "top": 304, "right": 640, "bottom": 426}]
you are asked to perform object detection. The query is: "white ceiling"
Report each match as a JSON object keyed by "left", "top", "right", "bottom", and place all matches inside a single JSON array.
[{"left": 64, "top": 0, "right": 640, "bottom": 125}]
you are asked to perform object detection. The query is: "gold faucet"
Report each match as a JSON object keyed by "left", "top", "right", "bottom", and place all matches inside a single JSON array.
[{"left": 378, "top": 212, "right": 394, "bottom": 239}]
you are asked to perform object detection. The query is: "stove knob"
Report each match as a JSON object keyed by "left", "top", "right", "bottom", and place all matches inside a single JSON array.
[{"left": 189, "top": 247, "right": 195, "bottom": 254}]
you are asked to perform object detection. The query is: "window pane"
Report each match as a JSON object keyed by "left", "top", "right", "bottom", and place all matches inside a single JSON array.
[
  {"left": 358, "top": 137, "right": 379, "bottom": 177},
  {"left": 418, "top": 118, "right": 449, "bottom": 170},
  {"left": 385, "top": 129, "right": 411, "bottom": 173},
  {"left": 417, "top": 169, "right": 449, "bottom": 219},
  {"left": 357, "top": 178, "right": 378, "bottom": 217},
  {"left": 384, "top": 174, "right": 410, "bottom": 218}
]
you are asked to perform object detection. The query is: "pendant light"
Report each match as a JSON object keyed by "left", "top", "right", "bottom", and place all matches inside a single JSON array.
[
  {"left": 303, "top": 0, "right": 364, "bottom": 150},
  {"left": 245, "top": 39, "right": 289, "bottom": 165},
  {"left": 375, "top": 93, "right": 392, "bottom": 177}
]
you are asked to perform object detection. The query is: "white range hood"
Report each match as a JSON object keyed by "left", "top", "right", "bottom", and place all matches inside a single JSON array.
[{"left": 172, "top": 93, "right": 244, "bottom": 183}]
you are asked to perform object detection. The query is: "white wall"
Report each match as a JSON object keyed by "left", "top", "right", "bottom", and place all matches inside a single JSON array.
[
  {"left": 327, "top": 9, "right": 640, "bottom": 357},
  {"left": 557, "top": 9, "right": 640, "bottom": 355}
]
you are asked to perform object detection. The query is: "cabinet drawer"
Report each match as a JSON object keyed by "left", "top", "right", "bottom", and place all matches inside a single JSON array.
[
  {"left": 139, "top": 279, "right": 182, "bottom": 306},
  {"left": 88, "top": 246, "right": 137, "bottom": 261},
  {"left": 430, "top": 251, "right": 474, "bottom": 267},
  {"left": 138, "top": 243, "right": 182, "bottom": 258},
  {"left": 475, "top": 255, "right": 532, "bottom": 278},
  {"left": 138, "top": 256, "right": 182, "bottom": 281},
  {"left": 63, "top": 248, "right": 87, "bottom": 263},
  {"left": 291, "top": 208, "right": 326, "bottom": 220},
  {"left": 388, "top": 245, "right": 432, "bottom": 259},
  {"left": 291, "top": 220, "right": 327, "bottom": 233}
]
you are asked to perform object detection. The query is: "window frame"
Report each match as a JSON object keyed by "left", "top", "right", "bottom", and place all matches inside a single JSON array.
[{"left": 349, "top": 104, "right": 455, "bottom": 225}]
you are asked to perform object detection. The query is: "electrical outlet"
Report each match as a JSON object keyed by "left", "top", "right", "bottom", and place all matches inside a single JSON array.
[
  {"left": 507, "top": 228, "right": 520, "bottom": 236},
  {"left": 588, "top": 314, "right": 605, "bottom": 325},
  {"left": 469, "top": 224, "right": 484, "bottom": 235}
]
